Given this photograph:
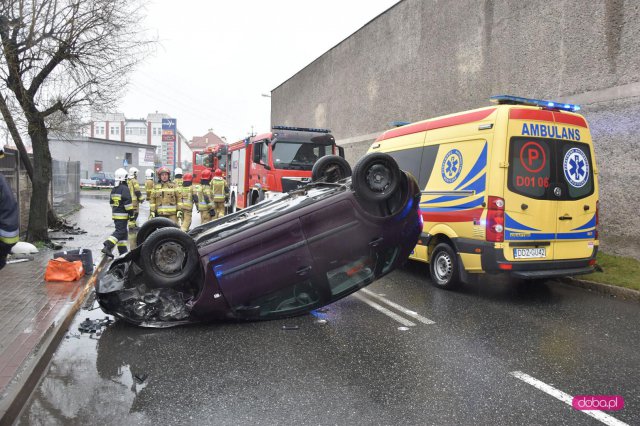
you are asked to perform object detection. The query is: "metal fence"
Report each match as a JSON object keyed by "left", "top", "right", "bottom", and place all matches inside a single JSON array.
[
  {"left": 52, "top": 158, "right": 80, "bottom": 216},
  {"left": 0, "top": 147, "right": 81, "bottom": 233}
]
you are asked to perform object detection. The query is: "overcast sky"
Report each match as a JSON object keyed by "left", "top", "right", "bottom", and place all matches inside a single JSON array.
[{"left": 118, "top": 0, "right": 399, "bottom": 143}]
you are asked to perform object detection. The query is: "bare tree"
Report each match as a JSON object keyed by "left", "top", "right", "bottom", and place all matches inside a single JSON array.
[{"left": 0, "top": 0, "right": 154, "bottom": 241}]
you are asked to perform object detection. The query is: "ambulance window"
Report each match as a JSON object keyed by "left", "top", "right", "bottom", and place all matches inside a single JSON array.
[
  {"left": 508, "top": 137, "right": 552, "bottom": 199},
  {"left": 387, "top": 147, "right": 423, "bottom": 185},
  {"left": 560, "top": 141, "right": 593, "bottom": 199}
]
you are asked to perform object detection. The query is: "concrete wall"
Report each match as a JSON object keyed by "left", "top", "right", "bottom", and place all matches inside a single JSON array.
[{"left": 271, "top": 0, "right": 640, "bottom": 258}]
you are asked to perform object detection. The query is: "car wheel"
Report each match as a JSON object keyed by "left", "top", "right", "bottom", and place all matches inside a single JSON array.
[
  {"left": 136, "top": 217, "right": 180, "bottom": 246},
  {"left": 429, "top": 243, "right": 462, "bottom": 290},
  {"left": 311, "top": 155, "right": 352, "bottom": 182},
  {"left": 352, "top": 153, "right": 401, "bottom": 202},
  {"left": 140, "top": 227, "right": 199, "bottom": 288}
]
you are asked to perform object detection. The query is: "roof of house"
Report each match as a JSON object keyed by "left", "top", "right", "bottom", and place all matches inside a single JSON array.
[{"left": 189, "top": 131, "right": 225, "bottom": 149}]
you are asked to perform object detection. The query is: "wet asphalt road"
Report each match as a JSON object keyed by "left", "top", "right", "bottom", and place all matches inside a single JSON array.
[{"left": 17, "top": 261, "right": 639, "bottom": 425}]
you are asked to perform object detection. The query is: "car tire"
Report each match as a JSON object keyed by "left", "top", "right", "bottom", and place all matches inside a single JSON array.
[
  {"left": 429, "top": 243, "right": 462, "bottom": 290},
  {"left": 140, "top": 227, "right": 199, "bottom": 288},
  {"left": 311, "top": 155, "right": 352, "bottom": 183},
  {"left": 136, "top": 217, "right": 180, "bottom": 246},
  {"left": 352, "top": 153, "right": 401, "bottom": 202}
]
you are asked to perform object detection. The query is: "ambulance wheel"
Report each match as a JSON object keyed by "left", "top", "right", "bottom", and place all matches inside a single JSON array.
[
  {"left": 352, "top": 153, "right": 400, "bottom": 202},
  {"left": 141, "top": 227, "right": 198, "bottom": 288},
  {"left": 136, "top": 217, "right": 180, "bottom": 246},
  {"left": 312, "top": 155, "right": 352, "bottom": 183},
  {"left": 429, "top": 243, "right": 462, "bottom": 290}
]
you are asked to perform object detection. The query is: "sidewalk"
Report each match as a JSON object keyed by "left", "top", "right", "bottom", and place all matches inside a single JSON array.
[{"left": 0, "top": 196, "right": 112, "bottom": 421}]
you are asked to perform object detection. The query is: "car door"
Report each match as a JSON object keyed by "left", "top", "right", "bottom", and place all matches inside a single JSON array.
[
  {"left": 300, "top": 198, "right": 377, "bottom": 298},
  {"left": 212, "top": 218, "right": 320, "bottom": 318}
]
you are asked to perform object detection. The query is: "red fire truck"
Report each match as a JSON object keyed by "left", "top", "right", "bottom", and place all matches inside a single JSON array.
[
  {"left": 192, "top": 144, "right": 228, "bottom": 183},
  {"left": 227, "top": 126, "right": 344, "bottom": 212}
]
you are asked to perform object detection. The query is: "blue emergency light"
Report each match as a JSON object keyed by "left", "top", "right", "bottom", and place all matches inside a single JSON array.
[
  {"left": 490, "top": 95, "right": 580, "bottom": 112},
  {"left": 390, "top": 121, "right": 411, "bottom": 127},
  {"left": 272, "top": 125, "right": 331, "bottom": 133}
]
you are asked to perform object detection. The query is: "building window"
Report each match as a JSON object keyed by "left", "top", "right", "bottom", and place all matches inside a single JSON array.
[
  {"left": 126, "top": 127, "right": 133, "bottom": 135},
  {"left": 125, "top": 152, "right": 133, "bottom": 165},
  {"left": 153, "top": 127, "right": 160, "bottom": 136},
  {"left": 95, "top": 125, "right": 105, "bottom": 135},
  {"left": 140, "top": 127, "right": 147, "bottom": 136},
  {"left": 111, "top": 126, "right": 120, "bottom": 136}
]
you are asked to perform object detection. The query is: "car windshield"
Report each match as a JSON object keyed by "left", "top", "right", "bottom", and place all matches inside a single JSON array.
[{"left": 272, "top": 142, "right": 331, "bottom": 170}]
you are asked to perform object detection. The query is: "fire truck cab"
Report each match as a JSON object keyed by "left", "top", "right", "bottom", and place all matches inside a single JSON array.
[
  {"left": 227, "top": 126, "right": 344, "bottom": 212},
  {"left": 193, "top": 144, "right": 228, "bottom": 183}
]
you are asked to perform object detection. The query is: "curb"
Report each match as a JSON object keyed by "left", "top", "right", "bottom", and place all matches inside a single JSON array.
[
  {"left": 560, "top": 276, "right": 640, "bottom": 303},
  {"left": 0, "top": 275, "right": 96, "bottom": 425}
]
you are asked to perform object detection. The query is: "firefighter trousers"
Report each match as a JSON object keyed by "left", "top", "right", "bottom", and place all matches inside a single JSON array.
[
  {"left": 104, "top": 219, "right": 129, "bottom": 255},
  {"left": 213, "top": 201, "right": 225, "bottom": 219},
  {"left": 200, "top": 210, "right": 211, "bottom": 224},
  {"left": 180, "top": 210, "right": 192, "bottom": 232}
]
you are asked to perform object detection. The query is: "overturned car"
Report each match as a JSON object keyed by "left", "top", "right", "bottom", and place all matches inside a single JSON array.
[{"left": 96, "top": 153, "right": 422, "bottom": 327}]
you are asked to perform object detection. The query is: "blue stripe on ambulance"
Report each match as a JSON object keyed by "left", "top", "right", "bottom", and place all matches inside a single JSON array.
[
  {"left": 505, "top": 214, "right": 541, "bottom": 231},
  {"left": 421, "top": 197, "right": 484, "bottom": 212},
  {"left": 571, "top": 215, "right": 596, "bottom": 231},
  {"left": 454, "top": 143, "right": 487, "bottom": 190}
]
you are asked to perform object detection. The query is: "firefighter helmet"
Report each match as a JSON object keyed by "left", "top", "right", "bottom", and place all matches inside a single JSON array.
[
  {"left": 174, "top": 167, "right": 183, "bottom": 178},
  {"left": 157, "top": 166, "right": 170, "bottom": 176},
  {"left": 214, "top": 168, "right": 223, "bottom": 177},
  {"left": 128, "top": 167, "right": 139, "bottom": 179},
  {"left": 115, "top": 168, "right": 128, "bottom": 184},
  {"left": 145, "top": 168, "right": 154, "bottom": 179},
  {"left": 200, "top": 169, "right": 212, "bottom": 180},
  {"left": 183, "top": 173, "right": 193, "bottom": 182}
]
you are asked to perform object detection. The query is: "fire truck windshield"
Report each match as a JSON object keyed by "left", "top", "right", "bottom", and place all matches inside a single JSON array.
[
  {"left": 272, "top": 141, "right": 330, "bottom": 170},
  {"left": 195, "top": 153, "right": 214, "bottom": 168}
]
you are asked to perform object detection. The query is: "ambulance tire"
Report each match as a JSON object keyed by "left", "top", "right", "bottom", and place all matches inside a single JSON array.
[
  {"left": 352, "top": 153, "right": 400, "bottom": 202},
  {"left": 429, "top": 243, "right": 462, "bottom": 290},
  {"left": 141, "top": 227, "right": 199, "bottom": 289},
  {"left": 136, "top": 217, "right": 180, "bottom": 246},
  {"left": 311, "top": 155, "right": 352, "bottom": 183}
]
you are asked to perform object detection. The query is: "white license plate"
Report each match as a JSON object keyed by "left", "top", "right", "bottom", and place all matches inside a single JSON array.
[{"left": 513, "top": 248, "right": 546, "bottom": 259}]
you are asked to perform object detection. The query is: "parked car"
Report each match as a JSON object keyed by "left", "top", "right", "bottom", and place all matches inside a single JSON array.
[
  {"left": 80, "top": 178, "right": 98, "bottom": 189},
  {"left": 95, "top": 153, "right": 422, "bottom": 327},
  {"left": 91, "top": 172, "right": 116, "bottom": 188}
]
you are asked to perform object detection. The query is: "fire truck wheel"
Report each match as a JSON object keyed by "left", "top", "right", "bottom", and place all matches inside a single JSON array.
[
  {"left": 136, "top": 217, "right": 180, "bottom": 246},
  {"left": 141, "top": 227, "right": 199, "bottom": 288},
  {"left": 352, "top": 153, "right": 400, "bottom": 202},
  {"left": 312, "top": 155, "right": 352, "bottom": 183}
]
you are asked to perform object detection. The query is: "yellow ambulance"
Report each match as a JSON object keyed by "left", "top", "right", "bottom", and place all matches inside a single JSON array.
[{"left": 369, "top": 95, "right": 599, "bottom": 289}]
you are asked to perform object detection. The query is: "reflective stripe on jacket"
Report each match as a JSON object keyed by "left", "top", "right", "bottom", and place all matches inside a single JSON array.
[
  {"left": 110, "top": 183, "right": 134, "bottom": 221},
  {"left": 212, "top": 177, "right": 226, "bottom": 202}
]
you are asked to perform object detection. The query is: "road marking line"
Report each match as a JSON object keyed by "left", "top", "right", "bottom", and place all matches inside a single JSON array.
[
  {"left": 510, "top": 371, "right": 629, "bottom": 426},
  {"left": 360, "top": 288, "right": 435, "bottom": 324},
  {"left": 353, "top": 292, "right": 416, "bottom": 327}
]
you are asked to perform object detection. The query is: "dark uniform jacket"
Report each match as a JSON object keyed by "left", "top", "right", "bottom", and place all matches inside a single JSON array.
[
  {"left": 0, "top": 174, "right": 19, "bottom": 245},
  {"left": 110, "top": 183, "right": 134, "bottom": 220}
]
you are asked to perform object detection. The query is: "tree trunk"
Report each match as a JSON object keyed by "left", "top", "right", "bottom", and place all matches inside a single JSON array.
[{"left": 26, "top": 119, "right": 52, "bottom": 242}]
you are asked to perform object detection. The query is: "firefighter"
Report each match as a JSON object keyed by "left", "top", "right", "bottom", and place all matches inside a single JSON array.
[
  {"left": 0, "top": 144, "right": 19, "bottom": 270},
  {"left": 194, "top": 169, "right": 213, "bottom": 224},
  {"left": 149, "top": 166, "right": 178, "bottom": 223},
  {"left": 177, "top": 173, "right": 196, "bottom": 232},
  {"left": 174, "top": 167, "right": 183, "bottom": 186},
  {"left": 211, "top": 168, "right": 227, "bottom": 219},
  {"left": 102, "top": 168, "right": 134, "bottom": 257},
  {"left": 126, "top": 167, "right": 145, "bottom": 249},
  {"left": 127, "top": 167, "right": 144, "bottom": 229},
  {"left": 144, "top": 168, "right": 155, "bottom": 206}
]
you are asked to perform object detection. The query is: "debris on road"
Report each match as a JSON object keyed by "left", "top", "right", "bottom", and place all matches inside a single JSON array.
[{"left": 78, "top": 317, "right": 113, "bottom": 334}]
